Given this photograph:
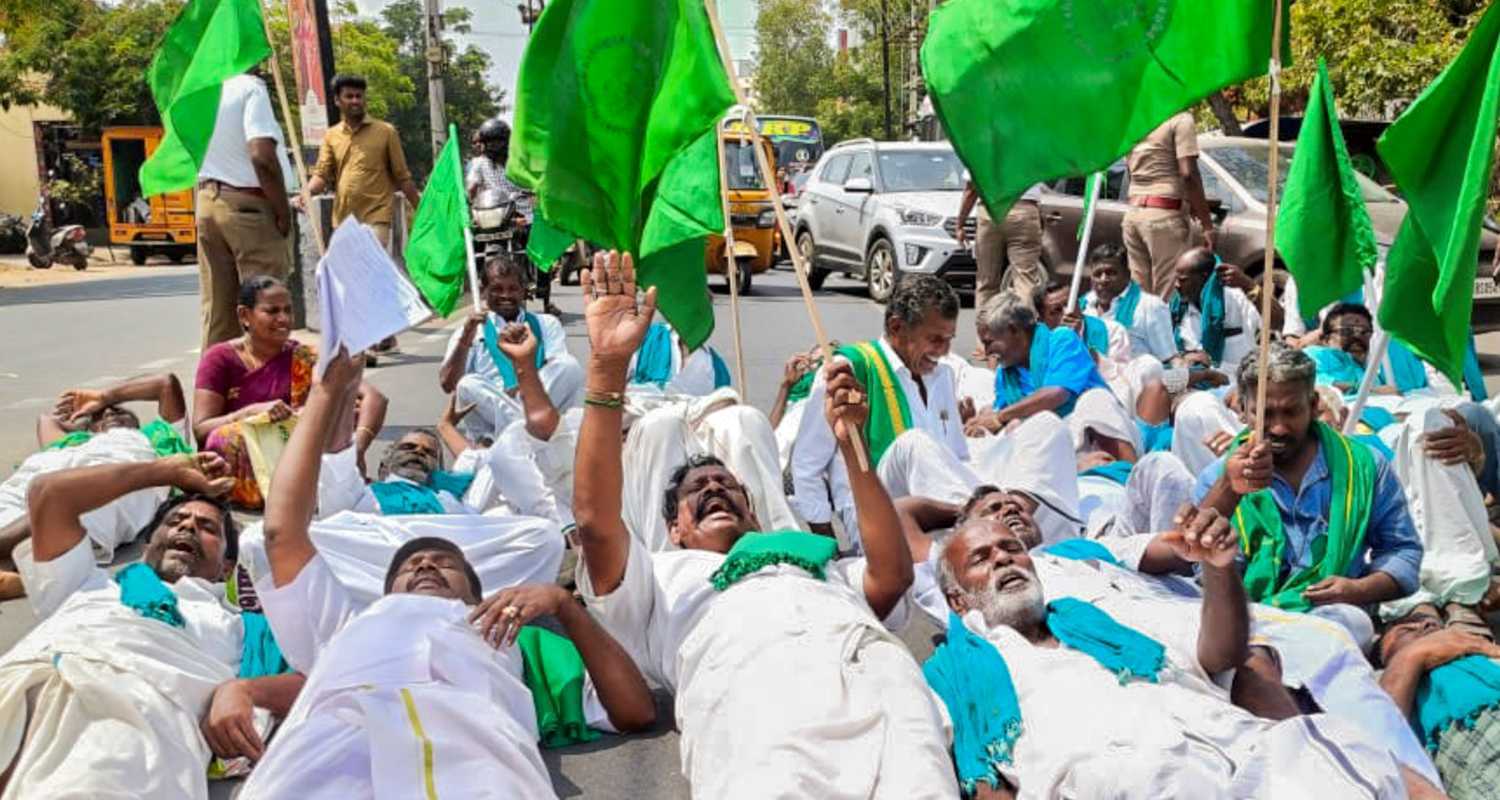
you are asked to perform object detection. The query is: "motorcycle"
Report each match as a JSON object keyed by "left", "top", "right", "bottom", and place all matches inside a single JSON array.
[
  {"left": 26, "top": 193, "right": 90, "bottom": 270},
  {"left": 471, "top": 187, "right": 559, "bottom": 313}
]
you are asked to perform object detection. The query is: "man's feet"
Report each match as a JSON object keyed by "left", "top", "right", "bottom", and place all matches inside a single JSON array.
[
  {"left": 0, "top": 570, "right": 25, "bottom": 601},
  {"left": 373, "top": 336, "right": 399, "bottom": 354}
]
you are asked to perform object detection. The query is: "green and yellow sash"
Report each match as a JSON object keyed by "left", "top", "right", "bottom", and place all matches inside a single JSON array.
[
  {"left": 836, "top": 340, "right": 913, "bottom": 466},
  {"left": 1228, "top": 422, "right": 1377, "bottom": 611}
]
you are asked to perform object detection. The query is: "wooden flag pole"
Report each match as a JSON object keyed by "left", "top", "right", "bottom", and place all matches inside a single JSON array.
[
  {"left": 260, "top": 0, "right": 325, "bottom": 256},
  {"left": 703, "top": 0, "right": 871, "bottom": 472},
  {"left": 713, "top": 111, "right": 751, "bottom": 394},
  {"left": 1065, "top": 172, "right": 1104, "bottom": 309},
  {"left": 1252, "top": 0, "right": 1285, "bottom": 437}
]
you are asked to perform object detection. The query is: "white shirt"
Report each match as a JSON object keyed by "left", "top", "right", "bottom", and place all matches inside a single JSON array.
[
  {"left": 1178, "top": 286, "right": 1261, "bottom": 375},
  {"left": 625, "top": 326, "right": 725, "bottom": 398},
  {"left": 317, "top": 446, "right": 480, "bottom": 517},
  {"left": 198, "top": 74, "right": 294, "bottom": 190},
  {"left": 445, "top": 310, "right": 570, "bottom": 385},
  {"left": 940, "top": 352, "right": 996, "bottom": 411},
  {"left": 791, "top": 338, "right": 967, "bottom": 527},
  {"left": 977, "top": 183, "right": 1045, "bottom": 220},
  {"left": 1085, "top": 287, "right": 1178, "bottom": 360}
]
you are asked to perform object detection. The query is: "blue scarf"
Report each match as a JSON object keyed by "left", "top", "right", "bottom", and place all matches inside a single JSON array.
[
  {"left": 1079, "top": 460, "right": 1134, "bottom": 486},
  {"left": 239, "top": 611, "right": 291, "bottom": 678},
  {"left": 923, "top": 600, "right": 1165, "bottom": 793},
  {"left": 1415, "top": 655, "right": 1500, "bottom": 753},
  {"left": 1083, "top": 282, "right": 1143, "bottom": 330},
  {"left": 1081, "top": 315, "right": 1110, "bottom": 357},
  {"left": 633, "top": 323, "right": 731, "bottom": 389},
  {"left": 1385, "top": 339, "right": 1430, "bottom": 394},
  {"left": 1041, "top": 538, "right": 1122, "bottom": 566},
  {"left": 1464, "top": 336, "right": 1488, "bottom": 402},
  {"left": 1169, "top": 270, "right": 1226, "bottom": 364},
  {"left": 369, "top": 470, "right": 477, "bottom": 515},
  {"left": 994, "top": 326, "right": 1103, "bottom": 416},
  {"left": 482, "top": 313, "right": 546, "bottom": 390},
  {"left": 115, "top": 562, "right": 185, "bottom": 628},
  {"left": 1137, "top": 419, "right": 1174, "bottom": 453}
]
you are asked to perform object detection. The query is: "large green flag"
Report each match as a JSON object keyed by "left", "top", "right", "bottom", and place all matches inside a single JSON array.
[
  {"left": 922, "top": 0, "right": 1285, "bottom": 218},
  {"left": 404, "top": 126, "right": 470, "bottom": 316},
  {"left": 1378, "top": 2, "right": 1500, "bottom": 386},
  {"left": 140, "top": 0, "right": 270, "bottom": 196},
  {"left": 1279, "top": 59, "right": 1378, "bottom": 323},
  {"left": 507, "top": 0, "right": 735, "bottom": 348}
]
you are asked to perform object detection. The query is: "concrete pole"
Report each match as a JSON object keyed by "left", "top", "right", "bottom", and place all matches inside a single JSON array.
[{"left": 422, "top": 0, "right": 448, "bottom": 156}]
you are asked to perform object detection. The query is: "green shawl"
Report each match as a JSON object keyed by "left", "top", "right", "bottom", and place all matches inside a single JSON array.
[
  {"left": 835, "top": 341, "right": 913, "bottom": 466},
  {"left": 1229, "top": 422, "right": 1377, "bottom": 611},
  {"left": 709, "top": 530, "right": 838, "bottom": 591},
  {"left": 516, "top": 625, "right": 603, "bottom": 749}
]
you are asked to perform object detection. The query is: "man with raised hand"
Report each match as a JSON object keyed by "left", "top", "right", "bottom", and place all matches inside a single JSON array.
[{"left": 572, "top": 250, "right": 956, "bottom": 799}]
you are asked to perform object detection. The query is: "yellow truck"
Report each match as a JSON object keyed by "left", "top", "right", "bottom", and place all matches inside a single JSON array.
[{"left": 101, "top": 126, "right": 196, "bottom": 264}]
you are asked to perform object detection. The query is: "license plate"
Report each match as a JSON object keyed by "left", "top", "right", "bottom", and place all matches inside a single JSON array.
[{"left": 1476, "top": 276, "right": 1500, "bottom": 299}]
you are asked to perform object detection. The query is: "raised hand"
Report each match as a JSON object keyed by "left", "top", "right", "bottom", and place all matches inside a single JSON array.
[
  {"left": 467, "top": 582, "right": 572, "bottom": 648},
  {"left": 781, "top": 352, "right": 813, "bottom": 389},
  {"left": 463, "top": 311, "right": 487, "bottom": 339},
  {"left": 1225, "top": 440, "right": 1272, "bottom": 495},
  {"left": 318, "top": 346, "right": 364, "bottom": 397},
  {"left": 580, "top": 250, "right": 657, "bottom": 366},
  {"left": 1406, "top": 627, "right": 1500, "bottom": 671},
  {"left": 822, "top": 360, "right": 869, "bottom": 445},
  {"left": 1160, "top": 504, "right": 1237, "bottom": 568},
  {"left": 442, "top": 394, "right": 478, "bottom": 427},
  {"left": 497, "top": 321, "right": 538, "bottom": 367},
  {"left": 57, "top": 388, "right": 108, "bottom": 423},
  {"left": 163, "top": 452, "right": 235, "bottom": 497}
]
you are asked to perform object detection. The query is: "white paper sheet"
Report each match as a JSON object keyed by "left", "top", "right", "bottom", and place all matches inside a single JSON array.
[{"left": 315, "top": 218, "right": 433, "bottom": 377}]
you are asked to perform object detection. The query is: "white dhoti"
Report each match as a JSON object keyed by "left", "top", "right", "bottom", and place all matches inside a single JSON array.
[
  {"left": 1068, "top": 387, "right": 1141, "bottom": 454},
  {"left": 1101, "top": 354, "right": 1164, "bottom": 418},
  {"left": 0, "top": 427, "right": 167, "bottom": 563},
  {"left": 1172, "top": 390, "right": 1242, "bottom": 475},
  {"left": 773, "top": 399, "right": 808, "bottom": 474},
  {"left": 455, "top": 353, "right": 584, "bottom": 441},
  {"left": 621, "top": 390, "right": 798, "bottom": 552},
  {"left": 876, "top": 428, "right": 982, "bottom": 505},
  {"left": 969, "top": 412, "right": 1082, "bottom": 544},
  {"left": 238, "top": 511, "right": 565, "bottom": 607},
  {"left": 1381, "top": 407, "right": 1499, "bottom": 619},
  {"left": 465, "top": 409, "right": 582, "bottom": 525}
]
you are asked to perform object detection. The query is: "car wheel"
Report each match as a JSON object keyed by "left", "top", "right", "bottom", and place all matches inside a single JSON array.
[
  {"left": 797, "top": 230, "right": 829, "bottom": 289},
  {"left": 129, "top": 246, "right": 147, "bottom": 266},
  {"left": 866, "top": 238, "right": 897, "bottom": 303}
]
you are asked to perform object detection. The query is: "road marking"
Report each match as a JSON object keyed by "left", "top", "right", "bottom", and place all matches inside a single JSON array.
[
  {"left": 135, "top": 357, "right": 180, "bottom": 371},
  {"left": 2, "top": 397, "right": 50, "bottom": 410},
  {"left": 0, "top": 373, "right": 17, "bottom": 379},
  {"left": 184, "top": 348, "right": 201, "bottom": 355}
]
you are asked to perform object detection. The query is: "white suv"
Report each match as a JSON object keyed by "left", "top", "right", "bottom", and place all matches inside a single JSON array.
[{"left": 792, "top": 139, "right": 973, "bottom": 302}]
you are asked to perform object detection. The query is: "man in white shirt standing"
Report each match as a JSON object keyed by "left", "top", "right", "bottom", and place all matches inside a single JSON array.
[
  {"left": 793, "top": 274, "right": 967, "bottom": 547},
  {"left": 196, "top": 68, "right": 294, "bottom": 347}
]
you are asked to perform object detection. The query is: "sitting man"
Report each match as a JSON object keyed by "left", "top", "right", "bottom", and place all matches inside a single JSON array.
[
  {"left": 241, "top": 349, "right": 655, "bottom": 799},
  {"left": 1195, "top": 343, "right": 1422, "bottom": 642},
  {"left": 1377, "top": 609, "right": 1500, "bottom": 799},
  {"left": 1170, "top": 247, "right": 1262, "bottom": 379},
  {"left": 574, "top": 251, "right": 956, "bottom": 798},
  {"left": 625, "top": 319, "right": 733, "bottom": 398},
  {"left": 1080, "top": 242, "right": 1178, "bottom": 361},
  {"left": 793, "top": 274, "right": 968, "bottom": 546},
  {"left": 969, "top": 292, "right": 1138, "bottom": 464},
  {"left": 0, "top": 454, "right": 304, "bottom": 799},
  {"left": 439, "top": 254, "right": 583, "bottom": 441},
  {"left": 0, "top": 373, "right": 195, "bottom": 597},
  {"left": 1305, "top": 302, "right": 1454, "bottom": 404},
  {"left": 927, "top": 514, "right": 1409, "bottom": 798}
]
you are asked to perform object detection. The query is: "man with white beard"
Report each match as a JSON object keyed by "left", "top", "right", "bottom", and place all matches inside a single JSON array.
[{"left": 925, "top": 514, "right": 1410, "bottom": 799}]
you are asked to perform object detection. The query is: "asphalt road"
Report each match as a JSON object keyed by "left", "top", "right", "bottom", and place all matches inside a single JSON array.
[{"left": 3, "top": 262, "right": 1500, "bottom": 797}]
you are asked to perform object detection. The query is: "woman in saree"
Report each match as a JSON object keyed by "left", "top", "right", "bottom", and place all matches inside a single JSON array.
[{"left": 194, "top": 276, "right": 387, "bottom": 509}]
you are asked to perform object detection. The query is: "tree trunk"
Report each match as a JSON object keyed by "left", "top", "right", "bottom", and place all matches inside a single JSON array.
[{"left": 1206, "top": 90, "right": 1243, "bottom": 136}]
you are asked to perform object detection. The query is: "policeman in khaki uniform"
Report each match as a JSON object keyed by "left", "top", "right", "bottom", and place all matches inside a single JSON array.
[
  {"left": 956, "top": 179, "right": 1046, "bottom": 317},
  {"left": 1122, "top": 111, "right": 1217, "bottom": 297}
]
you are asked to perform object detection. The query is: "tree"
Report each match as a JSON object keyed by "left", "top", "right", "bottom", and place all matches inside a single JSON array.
[
  {"left": 751, "top": 0, "right": 833, "bottom": 116},
  {"left": 379, "top": 0, "right": 505, "bottom": 180}
]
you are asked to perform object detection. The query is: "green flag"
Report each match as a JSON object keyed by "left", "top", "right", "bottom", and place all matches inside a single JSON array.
[
  {"left": 1278, "top": 59, "right": 1378, "bottom": 323},
  {"left": 507, "top": 0, "right": 735, "bottom": 348},
  {"left": 1378, "top": 2, "right": 1500, "bottom": 387},
  {"left": 527, "top": 214, "right": 574, "bottom": 274},
  {"left": 921, "top": 0, "right": 1286, "bottom": 218},
  {"left": 404, "top": 126, "right": 470, "bottom": 317},
  {"left": 140, "top": 0, "right": 270, "bottom": 196}
]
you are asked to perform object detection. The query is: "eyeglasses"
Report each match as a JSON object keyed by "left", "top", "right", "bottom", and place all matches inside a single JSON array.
[{"left": 1329, "top": 326, "right": 1373, "bottom": 339}]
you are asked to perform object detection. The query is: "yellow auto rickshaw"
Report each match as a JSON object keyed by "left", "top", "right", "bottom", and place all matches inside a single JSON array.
[
  {"left": 705, "top": 125, "right": 779, "bottom": 295},
  {"left": 101, "top": 126, "right": 196, "bottom": 265}
]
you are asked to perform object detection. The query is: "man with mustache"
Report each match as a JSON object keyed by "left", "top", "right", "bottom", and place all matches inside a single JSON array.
[
  {"left": 573, "top": 251, "right": 956, "bottom": 799},
  {"left": 791, "top": 274, "right": 968, "bottom": 548},
  {"left": 240, "top": 349, "right": 655, "bottom": 799},
  {"left": 1194, "top": 343, "right": 1422, "bottom": 638},
  {"left": 927, "top": 514, "right": 1410, "bottom": 798},
  {"left": 0, "top": 453, "right": 308, "bottom": 799}
]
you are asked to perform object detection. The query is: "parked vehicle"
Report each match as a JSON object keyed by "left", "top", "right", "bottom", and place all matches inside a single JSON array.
[
  {"left": 0, "top": 212, "right": 25, "bottom": 254},
  {"left": 792, "top": 139, "right": 970, "bottom": 302},
  {"left": 1034, "top": 135, "right": 1500, "bottom": 330},
  {"left": 704, "top": 130, "right": 780, "bottom": 295},
  {"left": 26, "top": 192, "right": 90, "bottom": 270},
  {"left": 101, "top": 126, "right": 195, "bottom": 265}
]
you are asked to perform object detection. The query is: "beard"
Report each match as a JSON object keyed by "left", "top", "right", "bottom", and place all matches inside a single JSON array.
[
  {"left": 970, "top": 569, "right": 1046, "bottom": 631},
  {"left": 145, "top": 546, "right": 197, "bottom": 583},
  {"left": 383, "top": 456, "right": 434, "bottom": 485}
]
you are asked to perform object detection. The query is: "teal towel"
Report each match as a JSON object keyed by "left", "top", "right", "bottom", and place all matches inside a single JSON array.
[
  {"left": 1416, "top": 655, "right": 1500, "bottom": 753},
  {"left": 238, "top": 611, "right": 291, "bottom": 678},
  {"left": 1041, "top": 538, "right": 1122, "bottom": 567},
  {"left": 114, "top": 562, "right": 185, "bottom": 629},
  {"left": 923, "top": 611, "right": 1023, "bottom": 796},
  {"left": 1079, "top": 460, "right": 1134, "bottom": 486},
  {"left": 1169, "top": 269, "right": 1226, "bottom": 364},
  {"left": 482, "top": 312, "right": 547, "bottom": 390},
  {"left": 1047, "top": 597, "right": 1165, "bottom": 684}
]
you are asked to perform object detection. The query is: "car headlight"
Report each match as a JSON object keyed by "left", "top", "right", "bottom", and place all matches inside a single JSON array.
[
  {"left": 757, "top": 209, "right": 776, "bottom": 228},
  {"left": 896, "top": 206, "right": 944, "bottom": 227}
]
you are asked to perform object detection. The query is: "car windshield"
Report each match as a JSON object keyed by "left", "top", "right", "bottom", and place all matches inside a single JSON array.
[
  {"left": 725, "top": 140, "right": 765, "bottom": 191},
  {"left": 1204, "top": 142, "right": 1398, "bottom": 205},
  {"left": 876, "top": 150, "right": 965, "bottom": 192}
]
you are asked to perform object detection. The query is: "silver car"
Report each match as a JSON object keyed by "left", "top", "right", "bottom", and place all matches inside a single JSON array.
[{"left": 792, "top": 140, "right": 973, "bottom": 302}]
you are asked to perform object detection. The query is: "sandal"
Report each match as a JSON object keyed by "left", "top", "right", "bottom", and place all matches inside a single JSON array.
[{"left": 1442, "top": 602, "right": 1495, "bottom": 641}]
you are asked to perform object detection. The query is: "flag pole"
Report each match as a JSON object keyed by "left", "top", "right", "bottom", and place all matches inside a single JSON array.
[
  {"left": 1252, "top": 0, "right": 1285, "bottom": 438},
  {"left": 260, "top": 0, "right": 324, "bottom": 256},
  {"left": 1065, "top": 172, "right": 1103, "bottom": 309},
  {"left": 1341, "top": 268, "right": 1391, "bottom": 434},
  {"left": 703, "top": 0, "right": 871, "bottom": 472},
  {"left": 713, "top": 111, "right": 751, "bottom": 394}
]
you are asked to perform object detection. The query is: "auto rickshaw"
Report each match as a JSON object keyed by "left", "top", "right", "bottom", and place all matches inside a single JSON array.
[
  {"left": 704, "top": 127, "right": 779, "bottom": 295},
  {"left": 101, "top": 126, "right": 196, "bottom": 265}
]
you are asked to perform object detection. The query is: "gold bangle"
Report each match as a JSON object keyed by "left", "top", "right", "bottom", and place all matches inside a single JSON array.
[{"left": 355, "top": 426, "right": 376, "bottom": 441}]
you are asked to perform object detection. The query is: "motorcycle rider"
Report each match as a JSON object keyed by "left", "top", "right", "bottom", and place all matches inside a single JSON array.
[{"left": 467, "top": 119, "right": 561, "bottom": 317}]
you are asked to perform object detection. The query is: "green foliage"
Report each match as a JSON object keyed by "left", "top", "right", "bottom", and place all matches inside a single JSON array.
[{"left": 752, "top": 0, "right": 833, "bottom": 116}]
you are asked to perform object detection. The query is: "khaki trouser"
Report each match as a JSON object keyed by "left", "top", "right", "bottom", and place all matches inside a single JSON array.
[
  {"left": 196, "top": 184, "right": 290, "bottom": 347},
  {"left": 975, "top": 201, "right": 1044, "bottom": 312},
  {"left": 366, "top": 221, "right": 392, "bottom": 253},
  {"left": 1122, "top": 205, "right": 1191, "bottom": 297}
]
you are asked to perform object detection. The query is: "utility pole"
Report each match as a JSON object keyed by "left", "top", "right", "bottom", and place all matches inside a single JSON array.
[
  {"left": 422, "top": 0, "right": 448, "bottom": 155},
  {"left": 517, "top": 0, "right": 546, "bottom": 33},
  {"left": 879, "top": 0, "right": 894, "bottom": 140}
]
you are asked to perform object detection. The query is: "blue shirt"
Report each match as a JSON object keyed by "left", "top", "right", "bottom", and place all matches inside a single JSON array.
[
  {"left": 993, "top": 325, "right": 1110, "bottom": 416},
  {"left": 1191, "top": 441, "right": 1422, "bottom": 595}
]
